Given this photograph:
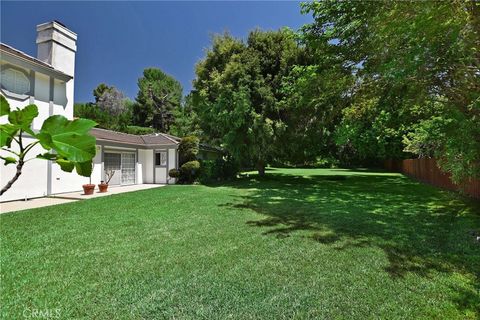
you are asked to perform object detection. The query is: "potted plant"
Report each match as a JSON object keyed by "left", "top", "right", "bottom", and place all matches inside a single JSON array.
[
  {"left": 82, "top": 175, "right": 95, "bottom": 195},
  {"left": 98, "top": 170, "right": 115, "bottom": 193}
]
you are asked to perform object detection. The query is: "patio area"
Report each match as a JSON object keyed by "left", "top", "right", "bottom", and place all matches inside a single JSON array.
[{"left": 0, "top": 184, "right": 164, "bottom": 214}]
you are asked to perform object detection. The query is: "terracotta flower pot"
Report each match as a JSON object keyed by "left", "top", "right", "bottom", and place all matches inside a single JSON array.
[
  {"left": 98, "top": 183, "right": 108, "bottom": 193},
  {"left": 82, "top": 184, "right": 95, "bottom": 195}
]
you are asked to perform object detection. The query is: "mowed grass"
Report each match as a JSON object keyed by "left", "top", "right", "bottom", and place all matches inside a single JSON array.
[{"left": 1, "top": 168, "right": 479, "bottom": 319}]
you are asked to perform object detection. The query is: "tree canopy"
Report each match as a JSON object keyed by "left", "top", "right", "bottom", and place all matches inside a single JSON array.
[
  {"left": 300, "top": 0, "right": 480, "bottom": 181},
  {"left": 192, "top": 29, "right": 305, "bottom": 174},
  {"left": 70, "top": 1, "right": 479, "bottom": 182},
  {"left": 75, "top": 84, "right": 133, "bottom": 132},
  {"left": 134, "top": 68, "right": 183, "bottom": 133}
]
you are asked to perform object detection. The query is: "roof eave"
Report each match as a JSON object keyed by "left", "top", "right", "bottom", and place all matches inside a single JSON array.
[
  {"left": 95, "top": 138, "right": 178, "bottom": 149},
  {"left": 0, "top": 46, "right": 72, "bottom": 81}
]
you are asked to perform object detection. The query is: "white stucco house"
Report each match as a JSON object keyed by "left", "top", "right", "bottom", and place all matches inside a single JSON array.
[{"left": 0, "top": 21, "right": 182, "bottom": 202}]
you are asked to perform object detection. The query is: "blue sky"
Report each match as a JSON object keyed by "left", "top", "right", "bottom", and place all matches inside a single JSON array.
[{"left": 1, "top": 1, "right": 312, "bottom": 102}]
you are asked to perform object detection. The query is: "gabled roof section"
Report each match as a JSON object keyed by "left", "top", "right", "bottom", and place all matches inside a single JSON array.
[
  {"left": 162, "top": 133, "right": 181, "bottom": 143},
  {"left": 0, "top": 43, "right": 72, "bottom": 81},
  {"left": 141, "top": 133, "right": 180, "bottom": 145}
]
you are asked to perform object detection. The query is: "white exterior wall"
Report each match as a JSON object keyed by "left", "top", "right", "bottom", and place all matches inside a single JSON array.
[
  {"left": 154, "top": 148, "right": 177, "bottom": 184},
  {"left": 33, "top": 99, "right": 50, "bottom": 130},
  {"left": 34, "top": 73, "right": 51, "bottom": 129},
  {"left": 0, "top": 65, "right": 70, "bottom": 128},
  {"left": 51, "top": 145, "right": 102, "bottom": 195},
  {"left": 155, "top": 167, "right": 167, "bottom": 184},
  {"left": 1, "top": 72, "right": 74, "bottom": 201},
  {"left": 1, "top": 42, "right": 75, "bottom": 202},
  {"left": 51, "top": 79, "right": 73, "bottom": 119},
  {"left": 0, "top": 74, "right": 82, "bottom": 200},
  {"left": 143, "top": 149, "right": 154, "bottom": 183},
  {"left": 53, "top": 79, "right": 67, "bottom": 109},
  {"left": 136, "top": 151, "right": 143, "bottom": 184},
  {"left": 138, "top": 149, "right": 152, "bottom": 184},
  {"left": 91, "top": 146, "right": 103, "bottom": 184},
  {"left": 168, "top": 148, "right": 177, "bottom": 184},
  {"left": 0, "top": 137, "right": 49, "bottom": 202},
  {"left": 35, "top": 72, "right": 50, "bottom": 102}
]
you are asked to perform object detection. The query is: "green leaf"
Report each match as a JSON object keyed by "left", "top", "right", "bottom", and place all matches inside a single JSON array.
[
  {"left": 35, "top": 132, "right": 53, "bottom": 150},
  {"left": 0, "top": 124, "right": 19, "bottom": 148},
  {"left": 36, "top": 153, "right": 57, "bottom": 160},
  {"left": 8, "top": 105, "right": 38, "bottom": 131},
  {"left": 1, "top": 156, "right": 16, "bottom": 165},
  {"left": 74, "top": 161, "right": 93, "bottom": 177},
  {"left": 0, "top": 95, "right": 10, "bottom": 117},
  {"left": 41, "top": 116, "right": 97, "bottom": 136},
  {"left": 49, "top": 133, "right": 96, "bottom": 163},
  {"left": 56, "top": 159, "right": 74, "bottom": 172},
  {"left": 38, "top": 115, "right": 97, "bottom": 163}
]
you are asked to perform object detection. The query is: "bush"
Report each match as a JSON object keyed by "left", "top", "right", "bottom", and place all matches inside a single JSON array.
[
  {"left": 124, "top": 125, "right": 156, "bottom": 135},
  {"left": 180, "top": 160, "right": 201, "bottom": 183},
  {"left": 312, "top": 156, "right": 339, "bottom": 169},
  {"left": 179, "top": 136, "right": 199, "bottom": 164},
  {"left": 181, "top": 160, "right": 201, "bottom": 172},
  {"left": 199, "top": 157, "right": 239, "bottom": 183},
  {"left": 222, "top": 156, "right": 239, "bottom": 179},
  {"left": 198, "top": 160, "right": 219, "bottom": 183},
  {"left": 168, "top": 168, "right": 180, "bottom": 178}
]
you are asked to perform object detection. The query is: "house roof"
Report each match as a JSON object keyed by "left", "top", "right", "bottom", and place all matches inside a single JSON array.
[
  {"left": 154, "top": 132, "right": 222, "bottom": 153},
  {"left": 0, "top": 43, "right": 72, "bottom": 80},
  {"left": 90, "top": 128, "right": 179, "bottom": 147},
  {"left": 141, "top": 132, "right": 179, "bottom": 145},
  {"left": 90, "top": 127, "right": 223, "bottom": 153}
]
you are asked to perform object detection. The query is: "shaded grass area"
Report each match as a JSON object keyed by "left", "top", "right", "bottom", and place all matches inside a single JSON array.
[{"left": 1, "top": 168, "right": 479, "bottom": 319}]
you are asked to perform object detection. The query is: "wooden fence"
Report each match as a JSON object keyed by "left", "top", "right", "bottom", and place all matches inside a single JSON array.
[{"left": 384, "top": 158, "right": 480, "bottom": 199}]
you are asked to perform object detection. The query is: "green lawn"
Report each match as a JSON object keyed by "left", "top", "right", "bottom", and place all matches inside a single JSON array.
[{"left": 1, "top": 168, "right": 479, "bottom": 319}]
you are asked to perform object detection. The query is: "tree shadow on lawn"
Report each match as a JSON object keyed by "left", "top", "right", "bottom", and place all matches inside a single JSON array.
[{"left": 217, "top": 170, "right": 480, "bottom": 307}]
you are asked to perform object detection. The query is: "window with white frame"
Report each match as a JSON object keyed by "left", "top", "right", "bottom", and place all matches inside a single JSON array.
[{"left": 155, "top": 151, "right": 167, "bottom": 166}]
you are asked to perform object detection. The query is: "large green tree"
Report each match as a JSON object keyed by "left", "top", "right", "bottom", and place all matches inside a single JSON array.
[
  {"left": 93, "top": 83, "right": 113, "bottom": 103},
  {"left": 134, "top": 68, "right": 182, "bottom": 133},
  {"left": 276, "top": 40, "right": 354, "bottom": 165},
  {"left": 302, "top": 0, "right": 480, "bottom": 181},
  {"left": 192, "top": 29, "right": 304, "bottom": 175},
  {"left": 169, "top": 93, "right": 202, "bottom": 138},
  {"left": 75, "top": 84, "right": 132, "bottom": 132}
]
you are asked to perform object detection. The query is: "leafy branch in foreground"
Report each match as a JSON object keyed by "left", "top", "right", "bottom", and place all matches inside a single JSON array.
[{"left": 0, "top": 95, "right": 97, "bottom": 195}]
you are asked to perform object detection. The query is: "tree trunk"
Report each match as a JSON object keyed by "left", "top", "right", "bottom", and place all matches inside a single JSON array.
[
  {"left": 257, "top": 160, "right": 266, "bottom": 177},
  {"left": 1, "top": 160, "right": 24, "bottom": 196}
]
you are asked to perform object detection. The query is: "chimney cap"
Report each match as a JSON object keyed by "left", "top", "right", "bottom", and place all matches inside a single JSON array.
[
  {"left": 36, "top": 20, "right": 77, "bottom": 39},
  {"left": 53, "top": 20, "right": 68, "bottom": 28}
]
